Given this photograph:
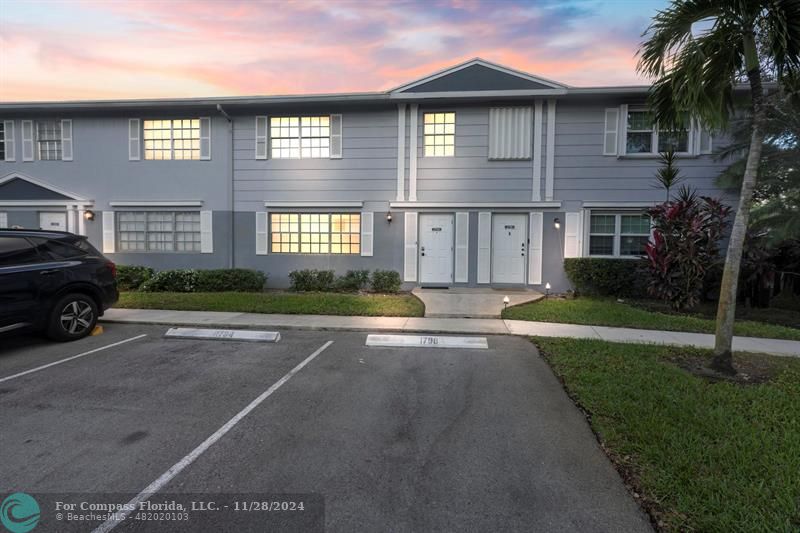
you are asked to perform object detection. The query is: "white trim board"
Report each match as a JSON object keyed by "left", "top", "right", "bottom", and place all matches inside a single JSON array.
[
  {"left": 582, "top": 202, "right": 657, "bottom": 208},
  {"left": 0, "top": 172, "right": 90, "bottom": 202},
  {"left": 109, "top": 200, "right": 204, "bottom": 207},
  {"left": 390, "top": 201, "right": 561, "bottom": 209},
  {"left": 264, "top": 201, "right": 364, "bottom": 208},
  {"left": 0, "top": 200, "right": 94, "bottom": 207},
  {"left": 391, "top": 89, "right": 567, "bottom": 99}
]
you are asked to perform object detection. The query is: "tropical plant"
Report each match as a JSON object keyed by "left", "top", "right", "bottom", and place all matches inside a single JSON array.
[
  {"left": 638, "top": 0, "right": 800, "bottom": 373},
  {"left": 653, "top": 150, "right": 684, "bottom": 201},
  {"left": 645, "top": 187, "right": 732, "bottom": 311},
  {"left": 716, "top": 93, "right": 800, "bottom": 244}
]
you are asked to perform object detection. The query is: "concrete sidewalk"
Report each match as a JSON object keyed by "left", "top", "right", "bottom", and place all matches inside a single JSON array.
[{"left": 101, "top": 308, "right": 800, "bottom": 357}]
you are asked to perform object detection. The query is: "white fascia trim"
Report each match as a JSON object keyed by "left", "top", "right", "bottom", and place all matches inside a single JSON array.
[
  {"left": 391, "top": 89, "right": 567, "bottom": 100},
  {"left": 390, "top": 201, "right": 561, "bottom": 209},
  {"left": 0, "top": 200, "right": 94, "bottom": 207},
  {"left": 583, "top": 202, "right": 657, "bottom": 208},
  {"left": 109, "top": 200, "right": 204, "bottom": 207},
  {"left": 390, "top": 58, "right": 569, "bottom": 93},
  {"left": 264, "top": 201, "right": 364, "bottom": 208},
  {"left": 0, "top": 172, "right": 90, "bottom": 202}
]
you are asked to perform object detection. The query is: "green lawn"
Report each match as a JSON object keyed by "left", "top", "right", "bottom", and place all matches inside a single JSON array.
[
  {"left": 502, "top": 297, "right": 800, "bottom": 341},
  {"left": 535, "top": 337, "right": 800, "bottom": 532},
  {"left": 117, "top": 291, "right": 425, "bottom": 317}
]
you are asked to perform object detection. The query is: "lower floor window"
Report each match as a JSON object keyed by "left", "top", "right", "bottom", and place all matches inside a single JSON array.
[
  {"left": 589, "top": 212, "right": 650, "bottom": 257},
  {"left": 271, "top": 213, "right": 360, "bottom": 254},
  {"left": 117, "top": 211, "right": 201, "bottom": 252}
]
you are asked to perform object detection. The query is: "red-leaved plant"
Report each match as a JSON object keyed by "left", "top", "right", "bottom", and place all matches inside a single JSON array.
[{"left": 645, "top": 186, "right": 732, "bottom": 310}]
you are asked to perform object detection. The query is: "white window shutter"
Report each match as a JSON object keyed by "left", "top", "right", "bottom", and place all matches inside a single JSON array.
[
  {"left": 255, "top": 116, "right": 268, "bottom": 160},
  {"left": 255, "top": 211, "right": 268, "bottom": 255},
  {"left": 528, "top": 212, "right": 543, "bottom": 285},
  {"left": 697, "top": 124, "right": 712, "bottom": 154},
  {"left": 330, "top": 114, "right": 342, "bottom": 159},
  {"left": 603, "top": 108, "right": 619, "bottom": 156},
  {"left": 199, "top": 117, "right": 211, "bottom": 160},
  {"left": 564, "top": 212, "right": 583, "bottom": 258},
  {"left": 489, "top": 107, "right": 532, "bottom": 160},
  {"left": 403, "top": 212, "right": 418, "bottom": 282},
  {"left": 61, "top": 119, "right": 73, "bottom": 161},
  {"left": 3, "top": 121, "right": 14, "bottom": 161},
  {"left": 360, "top": 211, "right": 374, "bottom": 256},
  {"left": 102, "top": 211, "right": 115, "bottom": 253},
  {"left": 128, "top": 119, "right": 140, "bottom": 161},
  {"left": 22, "top": 120, "right": 33, "bottom": 161},
  {"left": 0, "top": 212, "right": 7, "bottom": 228},
  {"left": 477, "top": 212, "right": 491, "bottom": 284},
  {"left": 454, "top": 212, "right": 469, "bottom": 283},
  {"left": 200, "top": 210, "right": 213, "bottom": 253}
]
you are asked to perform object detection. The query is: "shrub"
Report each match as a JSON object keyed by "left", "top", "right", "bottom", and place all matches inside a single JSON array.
[
  {"left": 371, "top": 270, "right": 402, "bottom": 293},
  {"left": 140, "top": 269, "right": 198, "bottom": 293},
  {"left": 645, "top": 187, "right": 731, "bottom": 310},
  {"left": 196, "top": 269, "right": 266, "bottom": 292},
  {"left": 564, "top": 258, "right": 648, "bottom": 298},
  {"left": 116, "top": 265, "right": 155, "bottom": 291},
  {"left": 288, "top": 269, "right": 335, "bottom": 291},
  {"left": 335, "top": 270, "right": 371, "bottom": 292}
]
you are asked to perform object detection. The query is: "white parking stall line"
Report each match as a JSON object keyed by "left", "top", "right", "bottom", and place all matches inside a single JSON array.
[
  {"left": 92, "top": 339, "right": 335, "bottom": 533},
  {"left": 0, "top": 334, "right": 148, "bottom": 384}
]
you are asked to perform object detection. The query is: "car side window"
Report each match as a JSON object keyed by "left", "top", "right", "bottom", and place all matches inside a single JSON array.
[
  {"left": 29, "top": 237, "right": 87, "bottom": 261},
  {"left": 0, "top": 237, "right": 44, "bottom": 267}
]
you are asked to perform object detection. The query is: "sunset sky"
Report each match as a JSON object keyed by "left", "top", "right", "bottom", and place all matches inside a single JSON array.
[{"left": 0, "top": 0, "right": 670, "bottom": 102}]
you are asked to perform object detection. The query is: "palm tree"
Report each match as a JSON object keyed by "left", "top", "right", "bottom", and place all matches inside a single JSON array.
[{"left": 638, "top": 0, "right": 800, "bottom": 374}]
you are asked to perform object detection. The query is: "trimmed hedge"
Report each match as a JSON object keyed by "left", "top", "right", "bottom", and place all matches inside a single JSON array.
[
  {"left": 140, "top": 269, "right": 198, "bottom": 293},
  {"left": 288, "top": 268, "right": 403, "bottom": 293},
  {"left": 196, "top": 269, "right": 266, "bottom": 292},
  {"left": 564, "top": 258, "right": 649, "bottom": 298},
  {"left": 371, "top": 270, "right": 402, "bottom": 293},
  {"left": 116, "top": 265, "right": 154, "bottom": 291}
]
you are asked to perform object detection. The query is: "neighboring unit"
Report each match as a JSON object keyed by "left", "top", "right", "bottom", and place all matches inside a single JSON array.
[{"left": 0, "top": 59, "right": 735, "bottom": 291}]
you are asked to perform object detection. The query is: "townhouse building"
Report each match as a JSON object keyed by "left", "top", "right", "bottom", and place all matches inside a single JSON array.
[{"left": 0, "top": 59, "right": 734, "bottom": 291}]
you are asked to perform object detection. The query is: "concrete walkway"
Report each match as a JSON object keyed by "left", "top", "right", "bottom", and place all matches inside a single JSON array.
[
  {"left": 412, "top": 287, "right": 542, "bottom": 318},
  {"left": 102, "top": 308, "right": 800, "bottom": 357}
]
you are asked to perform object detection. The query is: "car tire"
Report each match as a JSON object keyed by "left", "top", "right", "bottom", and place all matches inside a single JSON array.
[{"left": 46, "top": 293, "right": 98, "bottom": 341}]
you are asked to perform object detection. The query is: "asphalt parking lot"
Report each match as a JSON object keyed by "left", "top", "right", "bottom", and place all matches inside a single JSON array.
[{"left": 0, "top": 324, "right": 651, "bottom": 532}]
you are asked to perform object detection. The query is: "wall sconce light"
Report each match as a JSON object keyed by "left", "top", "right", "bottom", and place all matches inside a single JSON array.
[
  {"left": 545, "top": 282, "right": 551, "bottom": 298},
  {"left": 553, "top": 217, "right": 561, "bottom": 230},
  {"left": 386, "top": 212, "right": 393, "bottom": 223},
  {"left": 83, "top": 210, "right": 95, "bottom": 221}
]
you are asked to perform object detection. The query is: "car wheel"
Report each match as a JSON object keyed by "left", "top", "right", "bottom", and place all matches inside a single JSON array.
[{"left": 46, "top": 293, "right": 98, "bottom": 341}]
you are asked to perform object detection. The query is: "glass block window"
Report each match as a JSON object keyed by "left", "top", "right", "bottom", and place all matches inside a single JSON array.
[
  {"left": 271, "top": 213, "right": 360, "bottom": 254},
  {"left": 36, "top": 120, "right": 62, "bottom": 160},
  {"left": 117, "top": 211, "right": 200, "bottom": 252},
  {"left": 270, "top": 116, "right": 330, "bottom": 159},
  {"left": 143, "top": 119, "right": 201, "bottom": 160},
  {"left": 423, "top": 112, "right": 455, "bottom": 157},
  {"left": 589, "top": 212, "right": 651, "bottom": 257}
]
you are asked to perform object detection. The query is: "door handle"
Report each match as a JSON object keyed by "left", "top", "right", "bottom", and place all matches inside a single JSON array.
[{"left": 40, "top": 269, "right": 59, "bottom": 275}]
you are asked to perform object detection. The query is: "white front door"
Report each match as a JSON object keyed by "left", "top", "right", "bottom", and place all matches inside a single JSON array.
[
  {"left": 492, "top": 214, "right": 527, "bottom": 284},
  {"left": 39, "top": 212, "right": 67, "bottom": 231},
  {"left": 419, "top": 213, "right": 454, "bottom": 284}
]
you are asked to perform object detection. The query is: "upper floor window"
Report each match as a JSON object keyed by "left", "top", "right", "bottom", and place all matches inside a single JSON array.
[
  {"left": 271, "top": 116, "right": 330, "bottom": 159},
  {"left": 270, "top": 213, "right": 360, "bottom": 254},
  {"left": 37, "top": 120, "right": 62, "bottom": 160},
  {"left": 625, "top": 109, "right": 690, "bottom": 155},
  {"left": 0, "top": 122, "right": 6, "bottom": 160},
  {"left": 589, "top": 212, "right": 651, "bottom": 257},
  {"left": 117, "top": 211, "right": 201, "bottom": 252},
  {"left": 423, "top": 112, "right": 455, "bottom": 157},
  {"left": 143, "top": 119, "right": 200, "bottom": 160}
]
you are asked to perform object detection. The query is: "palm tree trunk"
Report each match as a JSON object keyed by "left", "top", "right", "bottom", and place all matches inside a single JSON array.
[{"left": 711, "top": 33, "right": 765, "bottom": 374}]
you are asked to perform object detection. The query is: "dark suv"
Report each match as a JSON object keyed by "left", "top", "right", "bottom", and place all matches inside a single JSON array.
[{"left": 0, "top": 229, "right": 118, "bottom": 341}]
